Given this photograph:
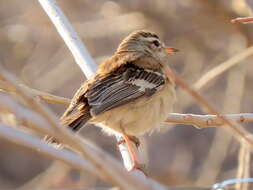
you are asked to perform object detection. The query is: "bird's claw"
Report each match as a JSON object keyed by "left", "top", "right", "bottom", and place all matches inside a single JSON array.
[{"left": 117, "top": 135, "right": 140, "bottom": 148}]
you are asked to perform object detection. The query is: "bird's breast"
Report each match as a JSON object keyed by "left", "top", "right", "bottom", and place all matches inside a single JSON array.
[{"left": 90, "top": 82, "right": 176, "bottom": 136}]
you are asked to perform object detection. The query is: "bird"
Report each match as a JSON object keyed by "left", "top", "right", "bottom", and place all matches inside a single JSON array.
[{"left": 55, "top": 30, "right": 177, "bottom": 170}]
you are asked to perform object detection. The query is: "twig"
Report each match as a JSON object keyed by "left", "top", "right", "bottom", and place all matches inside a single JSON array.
[
  {"left": 0, "top": 123, "right": 98, "bottom": 177},
  {"left": 165, "top": 113, "right": 253, "bottom": 128},
  {"left": 0, "top": 95, "right": 52, "bottom": 136},
  {"left": 20, "top": 84, "right": 70, "bottom": 105},
  {"left": 0, "top": 84, "right": 70, "bottom": 106},
  {"left": 165, "top": 67, "right": 253, "bottom": 150},
  {"left": 37, "top": 0, "right": 96, "bottom": 78},
  {"left": 196, "top": 65, "right": 247, "bottom": 185},
  {"left": 236, "top": 139, "right": 251, "bottom": 190},
  {"left": 193, "top": 46, "right": 253, "bottom": 90},
  {"left": 2, "top": 84, "right": 253, "bottom": 129},
  {"left": 212, "top": 178, "right": 253, "bottom": 189}
]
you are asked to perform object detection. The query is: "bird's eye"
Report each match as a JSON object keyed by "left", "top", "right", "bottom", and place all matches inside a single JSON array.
[{"left": 152, "top": 40, "right": 160, "bottom": 47}]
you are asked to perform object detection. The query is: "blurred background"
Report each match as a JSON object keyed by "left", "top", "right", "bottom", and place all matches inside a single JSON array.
[{"left": 0, "top": 0, "right": 253, "bottom": 189}]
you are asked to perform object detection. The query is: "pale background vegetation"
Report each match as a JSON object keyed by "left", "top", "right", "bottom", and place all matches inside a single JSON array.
[{"left": 0, "top": 0, "right": 252, "bottom": 189}]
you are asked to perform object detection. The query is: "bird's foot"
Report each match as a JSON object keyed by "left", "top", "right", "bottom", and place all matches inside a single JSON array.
[
  {"left": 117, "top": 134, "right": 147, "bottom": 175},
  {"left": 117, "top": 135, "right": 140, "bottom": 148}
]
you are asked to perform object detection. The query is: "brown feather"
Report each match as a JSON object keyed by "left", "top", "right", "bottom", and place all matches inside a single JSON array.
[{"left": 45, "top": 30, "right": 176, "bottom": 145}]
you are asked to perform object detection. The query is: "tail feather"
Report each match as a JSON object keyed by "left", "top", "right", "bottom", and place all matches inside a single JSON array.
[
  {"left": 61, "top": 110, "right": 91, "bottom": 131},
  {"left": 45, "top": 103, "right": 91, "bottom": 146}
]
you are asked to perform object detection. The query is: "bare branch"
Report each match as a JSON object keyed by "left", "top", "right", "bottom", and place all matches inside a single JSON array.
[
  {"left": 193, "top": 46, "right": 253, "bottom": 90},
  {"left": 2, "top": 84, "right": 253, "bottom": 130},
  {"left": 0, "top": 123, "right": 98, "bottom": 177},
  {"left": 37, "top": 0, "right": 97, "bottom": 78},
  {"left": 20, "top": 84, "right": 70, "bottom": 105},
  {"left": 0, "top": 95, "right": 52, "bottom": 136},
  {"left": 0, "top": 84, "right": 70, "bottom": 106},
  {"left": 164, "top": 67, "right": 253, "bottom": 150},
  {"left": 165, "top": 113, "right": 253, "bottom": 128}
]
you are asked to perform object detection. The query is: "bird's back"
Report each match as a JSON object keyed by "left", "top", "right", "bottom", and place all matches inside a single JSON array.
[{"left": 60, "top": 53, "right": 169, "bottom": 132}]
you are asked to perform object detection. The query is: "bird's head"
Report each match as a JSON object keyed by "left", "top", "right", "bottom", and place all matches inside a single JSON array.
[{"left": 116, "top": 30, "right": 178, "bottom": 65}]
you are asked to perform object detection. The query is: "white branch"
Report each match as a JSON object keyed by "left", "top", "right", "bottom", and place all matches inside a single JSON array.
[
  {"left": 0, "top": 123, "right": 99, "bottom": 177},
  {"left": 38, "top": 0, "right": 97, "bottom": 78},
  {"left": 2, "top": 85, "right": 253, "bottom": 130},
  {"left": 165, "top": 113, "right": 253, "bottom": 128}
]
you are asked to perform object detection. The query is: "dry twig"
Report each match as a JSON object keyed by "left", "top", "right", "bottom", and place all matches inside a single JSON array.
[
  {"left": 193, "top": 46, "right": 253, "bottom": 90},
  {"left": 2, "top": 84, "right": 253, "bottom": 129},
  {"left": 165, "top": 68, "right": 253, "bottom": 149},
  {"left": 165, "top": 113, "right": 253, "bottom": 128},
  {"left": 0, "top": 123, "right": 98, "bottom": 176}
]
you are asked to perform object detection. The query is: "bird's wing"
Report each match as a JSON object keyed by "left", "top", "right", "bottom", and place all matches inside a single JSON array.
[
  {"left": 60, "top": 63, "right": 166, "bottom": 131},
  {"left": 60, "top": 81, "right": 92, "bottom": 131},
  {"left": 87, "top": 64, "right": 166, "bottom": 115}
]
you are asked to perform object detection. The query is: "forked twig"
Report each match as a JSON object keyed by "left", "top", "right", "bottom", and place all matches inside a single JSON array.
[{"left": 165, "top": 67, "right": 253, "bottom": 149}]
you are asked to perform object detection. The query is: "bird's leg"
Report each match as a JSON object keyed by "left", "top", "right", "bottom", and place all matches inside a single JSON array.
[{"left": 118, "top": 133, "right": 145, "bottom": 172}]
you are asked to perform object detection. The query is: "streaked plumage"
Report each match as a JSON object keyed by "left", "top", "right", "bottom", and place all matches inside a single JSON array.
[
  {"left": 60, "top": 30, "right": 176, "bottom": 138},
  {"left": 46, "top": 30, "right": 178, "bottom": 171}
]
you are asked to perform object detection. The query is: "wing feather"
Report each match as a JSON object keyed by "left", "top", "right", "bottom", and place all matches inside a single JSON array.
[
  {"left": 60, "top": 63, "right": 166, "bottom": 131},
  {"left": 87, "top": 64, "right": 165, "bottom": 115}
]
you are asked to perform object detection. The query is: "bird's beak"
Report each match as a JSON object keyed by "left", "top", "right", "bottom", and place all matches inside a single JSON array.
[{"left": 165, "top": 47, "right": 179, "bottom": 54}]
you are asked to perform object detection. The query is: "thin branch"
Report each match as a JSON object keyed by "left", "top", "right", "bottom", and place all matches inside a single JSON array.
[
  {"left": 165, "top": 113, "right": 253, "bottom": 128},
  {"left": 236, "top": 140, "right": 251, "bottom": 190},
  {"left": 193, "top": 46, "right": 253, "bottom": 90},
  {"left": 0, "top": 84, "right": 70, "bottom": 106},
  {"left": 2, "top": 84, "right": 253, "bottom": 129},
  {"left": 37, "top": 0, "right": 97, "bottom": 78},
  {"left": 213, "top": 178, "right": 253, "bottom": 189},
  {"left": 21, "top": 84, "right": 70, "bottom": 105},
  {"left": 0, "top": 95, "right": 52, "bottom": 136},
  {"left": 165, "top": 67, "right": 253, "bottom": 150},
  {"left": 0, "top": 123, "right": 99, "bottom": 177}
]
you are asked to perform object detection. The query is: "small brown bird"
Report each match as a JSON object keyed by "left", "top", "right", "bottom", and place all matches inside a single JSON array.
[{"left": 60, "top": 30, "right": 177, "bottom": 170}]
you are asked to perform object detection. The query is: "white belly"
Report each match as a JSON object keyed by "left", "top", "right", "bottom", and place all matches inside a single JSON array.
[{"left": 90, "top": 83, "right": 175, "bottom": 136}]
